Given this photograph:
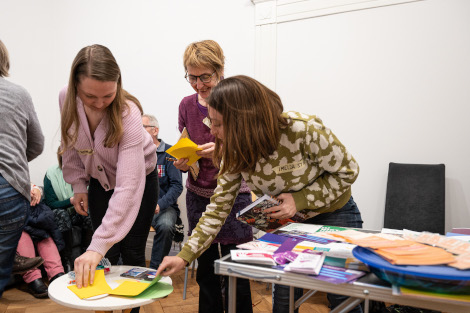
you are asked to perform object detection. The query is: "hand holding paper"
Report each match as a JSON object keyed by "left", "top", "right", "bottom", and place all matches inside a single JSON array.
[
  {"left": 196, "top": 142, "right": 215, "bottom": 159},
  {"left": 166, "top": 138, "right": 202, "bottom": 166}
]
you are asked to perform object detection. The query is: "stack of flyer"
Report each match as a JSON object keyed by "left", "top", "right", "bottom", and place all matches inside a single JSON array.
[
  {"left": 230, "top": 250, "right": 276, "bottom": 266},
  {"left": 284, "top": 251, "right": 326, "bottom": 275}
]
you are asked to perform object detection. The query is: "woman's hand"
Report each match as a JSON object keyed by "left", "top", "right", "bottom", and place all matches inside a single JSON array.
[
  {"left": 173, "top": 158, "right": 190, "bottom": 172},
  {"left": 263, "top": 193, "right": 297, "bottom": 219},
  {"left": 74, "top": 250, "right": 103, "bottom": 288},
  {"left": 73, "top": 193, "right": 89, "bottom": 216},
  {"left": 155, "top": 204, "right": 160, "bottom": 214},
  {"left": 196, "top": 142, "right": 215, "bottom": 159},
  {"left": 30, "top": 188, "right": 41, "bottom": 206},
  {"left": 155, "top": 256, "right": 188, "bottom": 277}
]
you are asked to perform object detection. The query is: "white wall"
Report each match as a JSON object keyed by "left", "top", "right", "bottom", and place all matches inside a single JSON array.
[
  {"left": 274, "top": 0, "right": 470, "bottom": 231},
  {"left": 0, "top": 0, "right": 255, "bottom": 239}
]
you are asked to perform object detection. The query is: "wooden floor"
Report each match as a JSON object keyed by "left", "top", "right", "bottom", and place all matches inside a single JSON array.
[{"left": 0, "top": 270, "right": 329, "bottom": 313}]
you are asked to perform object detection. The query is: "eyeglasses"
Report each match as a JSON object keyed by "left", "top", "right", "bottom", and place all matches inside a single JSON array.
[
  {"left": 185, "top": 72, "right": 216, "bottom": 85},
  {"left": 143, "top": 125, "right": 155, "bottom": 129}
]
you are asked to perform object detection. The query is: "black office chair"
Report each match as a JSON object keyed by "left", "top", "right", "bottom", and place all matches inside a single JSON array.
[{"left": 384, "top": 162, "right": 445, "bottom": 234}]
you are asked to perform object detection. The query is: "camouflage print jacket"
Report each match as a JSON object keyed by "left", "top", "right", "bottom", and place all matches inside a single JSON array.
[{"left": 177, "top": 111, "right": 360, "bottom": 264}]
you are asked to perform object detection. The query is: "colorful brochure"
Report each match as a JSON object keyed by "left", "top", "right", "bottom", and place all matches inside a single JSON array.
[
  {"left": 236, "top": 195, "right": 307, "bottom": 233},
  {"left": 231, "top": 249, "right": 276, "bottom": 266}
]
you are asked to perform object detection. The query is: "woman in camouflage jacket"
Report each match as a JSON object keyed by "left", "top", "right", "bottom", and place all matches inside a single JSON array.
[{"left": 158, "top": 75, "right": 364, "bottom": 313}]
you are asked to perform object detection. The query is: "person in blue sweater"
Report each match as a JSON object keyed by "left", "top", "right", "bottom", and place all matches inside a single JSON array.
[{"left": 142, "top": 114, "right": 183, "bottom": 269}]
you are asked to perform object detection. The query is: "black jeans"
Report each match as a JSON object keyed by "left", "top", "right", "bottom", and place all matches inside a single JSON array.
[
  {"left": 197, "top": 243, "right": 253, "bottom": 313},
  {"left": 273, "top": 196, "right": 364, "bottom": 313},
  {"left": 88, "top": 169, "right": 158, "bottom": 267}
]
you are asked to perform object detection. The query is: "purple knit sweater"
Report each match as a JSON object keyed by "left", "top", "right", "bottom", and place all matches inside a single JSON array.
[{"left": 178, "top": 94, "right": 252, "bottom": 244}]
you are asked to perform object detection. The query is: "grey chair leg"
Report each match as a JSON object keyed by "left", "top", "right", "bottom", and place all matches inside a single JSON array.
[
  {"left": 183, "top": 260, "right": 197, "bottom": 300},
  {"left": 183, "top": 266, "right": 189, "bottom": 300}
]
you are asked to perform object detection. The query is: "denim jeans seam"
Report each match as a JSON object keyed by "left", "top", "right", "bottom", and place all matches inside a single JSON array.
[
  {"left": 0, "top": 204, "right": 28, "bottom": 232},
  {"left": 0, "top": 193, "right": 23, "bottom": 204}
]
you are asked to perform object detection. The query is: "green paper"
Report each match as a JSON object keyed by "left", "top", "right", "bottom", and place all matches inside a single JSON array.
[{"left": 130, "top": 282, "right": 174, "bottom": 299}]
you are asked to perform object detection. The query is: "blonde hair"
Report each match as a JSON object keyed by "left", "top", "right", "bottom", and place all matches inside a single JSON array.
[
  {"left": 57, "top": 146, "right": 63, "bottom": 169},
  {"left": 208, "top": 75, "right": 288, "bottom": 175},
  {"left": 0, "top": 39, "right": 10, "bottom": 77},
  {"left": 183, "top": 40, "right": 225, "bottom": 79},
  {"left": 60, "top": 44, "right": 142, "bottom": 151}
]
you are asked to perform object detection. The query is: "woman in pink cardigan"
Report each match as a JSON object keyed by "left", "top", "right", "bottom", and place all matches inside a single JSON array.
[{"left": 59, "top": 45, "right": 158, "bottom": 293}]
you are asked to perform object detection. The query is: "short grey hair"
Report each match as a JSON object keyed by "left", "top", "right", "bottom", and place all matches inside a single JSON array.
[{"left": 142, "top": 114, "right": 159, "bottom": 128}]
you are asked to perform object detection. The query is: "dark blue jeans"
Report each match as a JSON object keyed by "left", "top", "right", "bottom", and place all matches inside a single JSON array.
[
  {"left": 149, "top": 206, "right": 178, "bottom": 269},
  {"left": 0, "top": 174, "right": 30, "bottom": 298},
  {"left": 273, "top": 196, "right": 364, "bottom": 313}
]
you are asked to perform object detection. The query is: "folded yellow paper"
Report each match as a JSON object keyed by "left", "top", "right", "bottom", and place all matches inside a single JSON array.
[
  {"left": 166, "top": 137, "right": 202, "bottom": 166},
  {"left": 110, "top": 280, "right": 151, "bottom": 296},
  {"left": 67, "top": 270, "right": 113, "bottom": 299}
]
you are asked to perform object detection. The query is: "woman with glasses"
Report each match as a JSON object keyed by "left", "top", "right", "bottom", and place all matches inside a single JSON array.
[
  {"left": 159, "top": 75, "right": 364, "bottom": 313},
  {"left": 59, "top": 45, "right": 158, "bottom": 306},
  {"left": 171, "top": 40, "right": 253, "bottom": 313}
]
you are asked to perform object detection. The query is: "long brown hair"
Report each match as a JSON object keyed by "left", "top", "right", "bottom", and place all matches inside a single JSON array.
[
  {"left": 60, "top": 44, "right": 142, "bottom": 151},
  {"left": 208, "top": 75, "right": 288, "bottom": 175}
]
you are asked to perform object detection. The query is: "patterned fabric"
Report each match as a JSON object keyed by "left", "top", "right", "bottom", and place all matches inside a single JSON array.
[
  {"left": 173, "top": 216, "right": 185, "bottom": 243},
  {"left": 52, "top": 206, "right": 92, "bottom": 233},
  {"left": 177, "top": 111, "right": 360, "bottom": 264},
  {"left": 156, "top": 165, "right": 165, "bottom": 178}
]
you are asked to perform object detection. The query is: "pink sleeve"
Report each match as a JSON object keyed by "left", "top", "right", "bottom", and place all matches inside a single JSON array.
[
  {"left": 87, "top": 103, "right": 148, "bottom": 256},
  {"left": 59, "top": 86, "right": 89, "bottom": 194}
]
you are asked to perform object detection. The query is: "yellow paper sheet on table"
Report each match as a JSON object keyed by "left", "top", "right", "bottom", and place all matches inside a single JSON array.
[
  {"left": 110, "top": 280, "right": 151, "bottom": 296},
  {"left": 68, "top": 270, "right": 113, "bottom": 299},
  {"left": 166, "top": 137, "right": 202, "bottom": 166}
]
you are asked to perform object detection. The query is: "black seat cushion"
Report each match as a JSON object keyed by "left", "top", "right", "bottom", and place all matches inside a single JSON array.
[{"left": 384, "top": 163, "right": 445, "bottom": 234}]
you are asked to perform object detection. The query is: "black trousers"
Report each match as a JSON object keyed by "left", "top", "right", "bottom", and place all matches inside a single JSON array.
[
  {"left": 88, "top": 169, "right": 158, "bottom": 267},
  {"left": 196, "top": 243, "right": 253, "bottom": 313}
]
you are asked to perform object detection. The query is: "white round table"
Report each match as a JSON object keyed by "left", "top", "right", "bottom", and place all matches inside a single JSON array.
[{"left": 48, "top": 265, "right": 172, "bottom": 312}]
